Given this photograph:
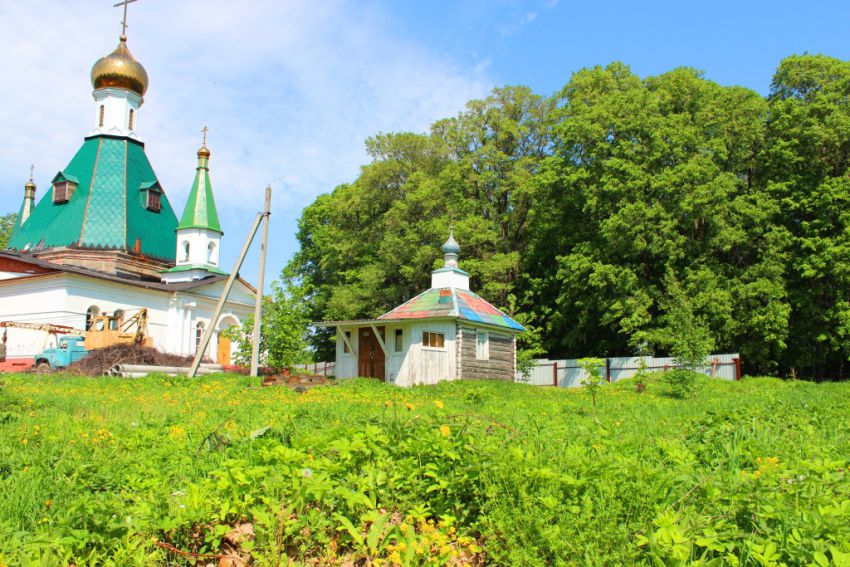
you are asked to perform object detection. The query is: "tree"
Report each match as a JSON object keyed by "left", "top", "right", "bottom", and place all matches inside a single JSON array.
[
  {"left": 0, "top": 213, "right": 16, "bottom": 250},
  {"left": 227, "top": 272, "right": 312, "bottom": 370},
  {"left": 523, "top": 64, "right": 788, "bottom": 372},
  {"left": 761, "top": 55, "right": 850, "bottom": 378}
]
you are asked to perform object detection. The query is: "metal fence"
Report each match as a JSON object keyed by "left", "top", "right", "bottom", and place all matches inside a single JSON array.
[
  {"left": 292, "top": 361, "right": 336, "bottom": 377},
  {"left": 517, "top": 353, "right": 741, "bottom": 387}
]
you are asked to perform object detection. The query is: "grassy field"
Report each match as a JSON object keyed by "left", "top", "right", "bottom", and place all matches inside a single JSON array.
[{"left": 0, "top": 373, "right": 848, "bottom": 566}]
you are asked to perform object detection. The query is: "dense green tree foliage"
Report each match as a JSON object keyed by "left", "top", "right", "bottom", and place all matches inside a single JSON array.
[
  {"left": 290, "top": 55, "right": 850, "bottom": 379},
  {"left": 0, "top": 213, "right": 16, "bottom": 250}
]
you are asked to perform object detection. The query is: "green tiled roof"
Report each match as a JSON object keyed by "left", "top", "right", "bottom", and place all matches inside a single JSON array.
[
  {"left": 177, "top": 152, "right": 222, "bottom": 233},
  {"left": 8, "top": 136, "right": 178, "bottom": 261}
]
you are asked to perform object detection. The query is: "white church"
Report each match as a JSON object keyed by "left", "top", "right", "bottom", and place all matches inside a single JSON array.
[{"left": 0, "top": 24, "right": 254, "bottom": 366}]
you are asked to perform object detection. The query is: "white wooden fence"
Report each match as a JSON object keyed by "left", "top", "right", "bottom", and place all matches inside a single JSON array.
[
  {"left": 292, "top": 361, "right": 336, "bottom": 377},
  {"left": 517, "top": 353, "right": 741, "bottom": 387}
]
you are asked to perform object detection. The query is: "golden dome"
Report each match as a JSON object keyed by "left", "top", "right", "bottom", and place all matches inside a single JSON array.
[
  {"left": 197, "top": 145, "right": 211, "bottom": 159},
  {"left": 90, "top": 35, "right": 149, "bottom": 97}
]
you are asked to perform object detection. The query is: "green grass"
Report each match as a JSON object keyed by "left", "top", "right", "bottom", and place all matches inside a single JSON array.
[{"left": 0, "top": 373, "right": 848, "bottom": 565}]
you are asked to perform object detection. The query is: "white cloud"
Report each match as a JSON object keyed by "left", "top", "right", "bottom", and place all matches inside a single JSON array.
[{"left": 0, "top": 0, "right": 493, "bottom": 282}]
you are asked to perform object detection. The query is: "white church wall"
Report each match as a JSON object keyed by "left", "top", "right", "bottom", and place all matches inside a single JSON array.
[
  {"left": 0, "top": 272, "right": 253, "bottom": 364},
  {"left": 0, "top": 275, "right": 75, "bottom": 357},
  {"left": 175, "top": 228, "right": 221, "bottom": 268},
  {"left": 89, "top": 87, "right": 141, "bottom": 140}
]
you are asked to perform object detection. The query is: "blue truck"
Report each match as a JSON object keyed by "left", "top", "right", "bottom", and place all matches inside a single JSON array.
[{"left": 34, "top": 335, "right": 88, "bottom": 371}]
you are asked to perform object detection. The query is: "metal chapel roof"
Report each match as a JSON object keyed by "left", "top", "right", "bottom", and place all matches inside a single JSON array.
[
  {"left": 378, "top": 287, "right": 525, "bottom": 332},
  {"left": 8, "top": 136, "right": 179, "bottom": 261}
]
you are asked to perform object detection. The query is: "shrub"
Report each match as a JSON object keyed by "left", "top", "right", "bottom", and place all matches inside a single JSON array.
[
  {"left": 578, "top": 357, "right": 605, "bottom": 407},
  {"left": 664, "top": 368, "right": 702, "bottom": 398}
]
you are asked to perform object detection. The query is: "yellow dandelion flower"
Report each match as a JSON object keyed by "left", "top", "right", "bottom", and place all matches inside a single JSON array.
[
  {"left": 384, "top": 400, "right": 392, "bottom": 407},
  {"left": 405, "top": 402, "right": 415, "bottom": 411},
  {"left": 21, "top": 438, "right": 29, "bottom": 446},
  {"left": 434, "top": 400, "right": 444, "bottom": 409},
  {"left": 440, "top": 425, "right": 451, "bottom": 437}
]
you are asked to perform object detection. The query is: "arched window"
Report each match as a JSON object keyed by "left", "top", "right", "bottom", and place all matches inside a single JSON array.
[
  {"left": 111, "top": 309, "right": 125, "bottom": 331},
  {"left": 181, "top": 241, "right": 190, "bottom": 262},
  {"left": 128, "top": 109, "right": 135, "bottom": 130},
  {"left": 207, "top": 242, "right": 216, "bottom": 265},
  {"left": 195, "top": 321, "right": 205, "bottom": 355},
  {"left": 99, "top": 105, "right": 105, "bottom": 127},
  {"left": 85, "top": 306, "right": 100, "bottom": 331}
]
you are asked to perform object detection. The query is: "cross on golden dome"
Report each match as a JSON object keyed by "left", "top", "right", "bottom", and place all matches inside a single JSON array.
[{"left": 114, "top": 0, "right": 138, "bottom": 39}]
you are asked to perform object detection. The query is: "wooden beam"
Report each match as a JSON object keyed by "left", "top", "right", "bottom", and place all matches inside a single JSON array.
[
  {"left": 340, "top": 327, "right": 356, "bottom": 356},
  {"left": 189, "top": 211, "right": 264, "bottom": 377},
  {"left": 369, "top": 323, "right": 388, "bottom": 356}
]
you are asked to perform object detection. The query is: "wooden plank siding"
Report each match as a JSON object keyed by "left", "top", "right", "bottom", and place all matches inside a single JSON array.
[{"left": 458, "top": 325, "right": 514, "bottom": 380}]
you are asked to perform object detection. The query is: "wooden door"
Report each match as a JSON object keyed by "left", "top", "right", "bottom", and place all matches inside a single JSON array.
[
  {"left": 357, "top": 326, "right": 385, "bottom": 380},
  {"left": 217, "top": 334, "right": 231, "bottom": 365}
]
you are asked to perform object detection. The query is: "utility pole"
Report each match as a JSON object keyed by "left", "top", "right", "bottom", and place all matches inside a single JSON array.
[
  {"left": 250, "top": 186, "right": 272, "bottom": 377},
  {"left": 188, "top": 200, "right": 266, "bottom": 377}
]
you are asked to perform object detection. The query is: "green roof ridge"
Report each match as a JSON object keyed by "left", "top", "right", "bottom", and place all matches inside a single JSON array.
[
  {"left": 163, "top": 264, "right": 228, "bottom": 276},
  {"left": 177, "top": 151, "right": 222, "bottom": 233}
]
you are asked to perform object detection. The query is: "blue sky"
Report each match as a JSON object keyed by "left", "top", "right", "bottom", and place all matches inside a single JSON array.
[{"left": 1, "top": 1, "right": 848, "bottom": 292}]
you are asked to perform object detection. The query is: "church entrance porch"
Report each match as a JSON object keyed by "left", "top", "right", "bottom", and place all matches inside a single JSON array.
[{"left": 358, "top": 326, "right": 385, "bottom": 380}]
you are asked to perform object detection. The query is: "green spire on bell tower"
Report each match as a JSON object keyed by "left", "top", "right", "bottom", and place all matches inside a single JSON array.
[{"left": 177, "top": 127, "right": 222, "bottom": 234}]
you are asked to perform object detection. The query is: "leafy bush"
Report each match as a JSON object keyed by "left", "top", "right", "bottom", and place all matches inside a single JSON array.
[
  {"left": 578, "top": 357, "right": 605, "bottom": 407},
  {"left": 664, "top": 368, "right": 702, "bottom": 398}
]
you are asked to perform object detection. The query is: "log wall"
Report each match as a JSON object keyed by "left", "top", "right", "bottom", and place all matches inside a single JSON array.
[{"left": 458, "top": 325, "right": 514, "bottom": 381}]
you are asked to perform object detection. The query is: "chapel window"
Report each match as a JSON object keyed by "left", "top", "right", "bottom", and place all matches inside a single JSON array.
[
  {"left": 394, "top": 329, "right": 403, "bottom": 353},
  {"left": 476, "top": 330, "right": 489, "bottom": 360},
  {"left": 343, "top": 331, "right": 352, "bottom": 354},
  {"left": 181, "top": 241, "right": 190, "bottom": 262},
  {"left": 128, "top": 109, "right": 135, "bottom": 130},
  {"left": 422, "top": 331, "right": 445, "bottom": 349},
  {"left": 208, "top": 242, "right": 217, "bottom": 265},
  {"left": 99, "top": 105, "right": 105, "bottom": 127}
]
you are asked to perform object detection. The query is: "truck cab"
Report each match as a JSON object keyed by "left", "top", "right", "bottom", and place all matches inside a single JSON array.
[{"left": 34, "top": 336, "right": 88, "bottom": 371}]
